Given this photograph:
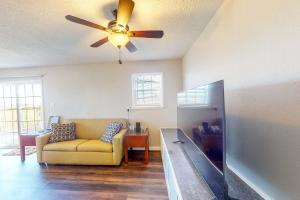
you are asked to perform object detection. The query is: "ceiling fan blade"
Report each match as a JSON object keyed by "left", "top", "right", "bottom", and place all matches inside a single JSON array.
[
  {"left": 90, "top": 37, "right": 108, "bottom": 48},
  {"left": 65, "top": 15, "right": 106, "bottom": 31},
  {"left": 130, "top": 30, "right": 164, "bottom": 38},
  {"left": 117, "top": 0, "right": 135, "bottom": 27},
  {"left": 125, "top": 41, "right": 137, "bottom": 53}
]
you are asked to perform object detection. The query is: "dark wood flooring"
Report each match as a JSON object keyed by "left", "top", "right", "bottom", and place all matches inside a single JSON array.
[{"left": 0, "top": 150, "right": 168, "bottom": 200}]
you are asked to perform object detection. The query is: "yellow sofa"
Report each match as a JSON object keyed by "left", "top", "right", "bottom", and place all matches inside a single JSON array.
[{"left": 36, "top": 119, "right": 128, "bottom": 165}]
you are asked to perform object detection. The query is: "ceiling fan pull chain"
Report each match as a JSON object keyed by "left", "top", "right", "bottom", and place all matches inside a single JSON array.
[{"left": 118, "top": 47, "right": 122, "bottom": 64}]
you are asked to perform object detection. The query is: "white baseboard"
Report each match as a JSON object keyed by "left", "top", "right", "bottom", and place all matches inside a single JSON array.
[{"left": 131, "top": 146, "right": 161, "bottom": 151}]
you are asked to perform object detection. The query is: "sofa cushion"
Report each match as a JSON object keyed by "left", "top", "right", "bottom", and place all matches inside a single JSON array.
[
  {"left": 77, "top": 140, "right": 113, "bottom": 153},
  {"left": 100, "top": 122, "right": 123, "bottom": 144},
  {"left": 43, "top": 139, "right": 87, "bottom": 151},
  {"left": 48, "top": 123, "right": 76, "bottom": 143}
]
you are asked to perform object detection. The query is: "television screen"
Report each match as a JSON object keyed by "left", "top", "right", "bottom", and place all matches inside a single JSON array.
[{"left": 177, "top": 80, "right": 226, "bottom": 199}]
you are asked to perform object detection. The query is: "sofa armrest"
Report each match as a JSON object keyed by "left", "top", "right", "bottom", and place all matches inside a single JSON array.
[
  {"left": 112, "top": 128, "right": 127, "bottom": 165},
  {"left": 36, "top": 133, "right": 51, "bottom": 163}
]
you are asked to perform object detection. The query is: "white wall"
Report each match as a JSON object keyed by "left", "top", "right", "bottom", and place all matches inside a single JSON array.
[
  {"left": 0, "top": 59, "right": 182, "bottom": 148},
  {"left": 182, "top": 0, "right": 300, "bottom": 199}
]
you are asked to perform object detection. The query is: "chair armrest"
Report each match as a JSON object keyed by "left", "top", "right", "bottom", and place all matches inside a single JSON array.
[
  {"left": 112, "top": 128, "right": 127, "bottom": 165},
  {"left": 35, "top": 133, "right": 51, "bottom": 163}
]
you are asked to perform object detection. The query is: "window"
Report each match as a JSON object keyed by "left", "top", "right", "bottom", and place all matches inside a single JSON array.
[
  {"left": 0, "top": 80, "right": 44, "bottom": 146},
  {"left": 132, "top": 73, "right": 163, "bottom": 108}
]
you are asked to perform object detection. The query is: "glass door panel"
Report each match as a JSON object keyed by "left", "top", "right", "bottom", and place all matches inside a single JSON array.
[{"left": 0, "top": 82, "right": 44, "bottom": 147}]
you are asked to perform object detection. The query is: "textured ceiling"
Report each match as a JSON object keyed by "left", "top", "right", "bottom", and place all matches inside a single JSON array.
[{"left": 0, "top": 0, "right": 223, "bottom": 68}]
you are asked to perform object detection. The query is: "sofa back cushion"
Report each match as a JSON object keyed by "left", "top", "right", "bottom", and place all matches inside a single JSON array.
[{"left": 62, "top": 119, "right": 128, "bottom": 139}]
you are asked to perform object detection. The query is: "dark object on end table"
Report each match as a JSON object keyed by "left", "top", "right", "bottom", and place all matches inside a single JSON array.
[{"left": 135, "top": 122, "right": 141, "bottom": 133}]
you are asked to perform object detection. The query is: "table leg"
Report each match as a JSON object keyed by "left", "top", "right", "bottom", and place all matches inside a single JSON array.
[
  {"left": 20, "top": 144, "right": 25, "bottom": 161},
  {"left": 144, "top": 141, "right": 149, "bottom": 164},
  {"left": 124, "top": 146, "right": 128, "bottom": 164}
]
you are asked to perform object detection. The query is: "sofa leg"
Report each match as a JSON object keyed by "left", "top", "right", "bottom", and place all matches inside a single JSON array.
[{"left": 39, "top": 162, "right": 48, "bottom": 168}]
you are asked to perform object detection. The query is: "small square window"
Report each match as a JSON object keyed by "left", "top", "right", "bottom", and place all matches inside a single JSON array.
[{"left": 131, "top": 73, "right": 163, "bottom": 109}]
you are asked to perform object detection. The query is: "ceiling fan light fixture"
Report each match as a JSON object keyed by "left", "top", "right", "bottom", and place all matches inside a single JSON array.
[{"left": 108, "top": 32, "right": 130, "bottom": 48}]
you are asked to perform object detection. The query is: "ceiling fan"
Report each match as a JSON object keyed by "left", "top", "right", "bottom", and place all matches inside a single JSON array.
[{"left": 65, "top": 0, "right": 164, "bottom": 63}]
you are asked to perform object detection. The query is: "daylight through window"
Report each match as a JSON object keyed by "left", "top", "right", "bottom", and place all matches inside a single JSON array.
[{"left": 132, "top": 73, "right": 163, "bottom": 108}]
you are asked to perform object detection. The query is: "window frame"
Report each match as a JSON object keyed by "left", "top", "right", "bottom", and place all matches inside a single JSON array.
[{"left": 131, "top": 73, "right": 164, "bottom": 109}]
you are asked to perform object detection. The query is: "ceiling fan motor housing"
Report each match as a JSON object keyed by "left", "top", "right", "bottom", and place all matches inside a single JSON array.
[{"left": 108, "top": 19, "right": 129, "bottom": 33}]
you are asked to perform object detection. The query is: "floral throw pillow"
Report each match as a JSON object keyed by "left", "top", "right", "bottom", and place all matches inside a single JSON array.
[
  {"left": 48, "top": 123, "right": 76, "bottom": 143},
  {"left": 101, "top": 122, "right": 123, "bottom": 144}
]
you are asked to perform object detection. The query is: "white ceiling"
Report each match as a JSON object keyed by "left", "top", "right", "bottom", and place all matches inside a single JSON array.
[{"left": 0, "top": 0, "right": 223, "bottom": 68}]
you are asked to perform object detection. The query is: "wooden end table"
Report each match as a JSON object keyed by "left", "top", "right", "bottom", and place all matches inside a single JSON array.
[
  {"left": 124, "top": 128, "right": 149, "bottom": 164},
  {"left": 19, "top": 134, "right": 39, "bottom": 161}
]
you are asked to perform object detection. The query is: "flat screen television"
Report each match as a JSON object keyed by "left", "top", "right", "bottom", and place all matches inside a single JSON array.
[{"left": 177, "top": 80, "right": 228, "bottom": 199}]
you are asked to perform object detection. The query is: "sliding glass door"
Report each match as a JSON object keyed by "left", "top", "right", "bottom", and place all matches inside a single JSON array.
[{"left": 0, "top": 80, "right": 44, "bottom": 147}]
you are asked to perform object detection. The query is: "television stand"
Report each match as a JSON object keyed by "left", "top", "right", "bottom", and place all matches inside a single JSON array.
[{"left": 160, "top": 128, "right": 215, "bottom": 200}]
